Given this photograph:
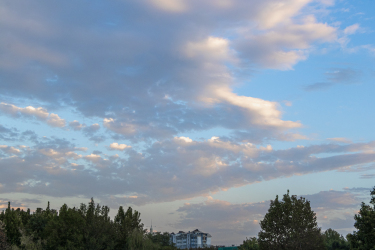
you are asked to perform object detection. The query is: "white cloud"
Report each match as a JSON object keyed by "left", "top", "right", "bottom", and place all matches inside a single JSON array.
[
  {"left": 214, "top": 88, "right": 301, "bottom": 129},
  {"left": 235, "top": 16, "right": 337, "bottom": 69},
  {"left": 184, "top": 37, "right": 234, "bottom": 62},
  {"left": 255, "top": 0, "right": 311, "bottom": 29},
  {"left": 46, "top": 113, "right": 66, "bottom": 127},
  {"left": 0, "top": 145, "right": 21, "bottom": 154},
  {"left": 327, "top": 137, "right": 352, "bottom": 143},
  {"left": 174, "top": 136, "right": 193, "bottom": 143},
  {"left": 109, "top": 142, "right": 132, "bottom": 151},
  {"left": 344, "top": 24, "right": 360, "bottom": 35},
  {"left": 0, "top": 102, "right": 65, "bottom": 128},
  {"left": 148, "top": 0, "right": 188, "bottom": 13}
]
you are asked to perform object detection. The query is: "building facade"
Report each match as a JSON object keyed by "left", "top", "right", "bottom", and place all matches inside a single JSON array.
[{"left": 170, "top": 229, "right": 212, "bottom": 249}]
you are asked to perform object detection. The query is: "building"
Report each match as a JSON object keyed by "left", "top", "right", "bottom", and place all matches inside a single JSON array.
[{"left": 170, "top": 229, "right": 212, "bottom": 249}]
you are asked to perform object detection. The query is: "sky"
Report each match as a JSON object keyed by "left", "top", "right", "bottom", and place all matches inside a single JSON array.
[{"left": 0, "top": 0, "right": 375, "bottom": 246}]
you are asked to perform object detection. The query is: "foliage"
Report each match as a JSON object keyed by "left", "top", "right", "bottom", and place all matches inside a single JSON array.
[
  {"left": 347, "top": 186, "right": 375, "bottom": 250},
  {"left": 0, "top": 220, "right": 10, "bottom": 249},
  {"left": 0, "top": 198, "right": 178, "bottom": 250},
  {"left": 238, "top": 237, "right": 259, "bottom": 250},
  {"left": 258, "top": 190, "right": 325, "bottom": 250},
  {"left": 149, "top": 231, "right": 173, "bottom": 247},
  {"left": 1, "top": 202, "right": 24, "bottom": 247},
  {"left": 322, "top": 228, "right": 349, "bottom": 250}
]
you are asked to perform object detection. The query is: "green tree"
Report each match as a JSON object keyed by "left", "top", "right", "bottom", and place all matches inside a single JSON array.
[
  {"left": 323, "top": 228, "right": 349, "bottom": 250},
  {"left": 127, "top": 229, "right": 159, "bottom": 250},
  {"left": 3, "top": 202, "right": 23, "bottom": 247},
  {"left": 258, "top": 190, "right": 325, "bottom": 250},
  {"left": 114, "top": 206, "right": 144, "bottom": 249},
  {"left": 239, "top": 237, "right": 259, "bottom": 250},
  {"left": 80, "top": 198, "right": 115, "bottom": 249},
  {"left": 25, "top": 202, "right": 54, "bottom": 244},
  {"left": 44, "top": 204, "right": 86, "bottom": 250},
  {"left": 149, "top": 231, "right": 176, "bottom": 249},
  {"left": 0, "top": 220, "right": 10, "bottom": 249},
  {"left": 347, "top": 186, "right": 375, "bottom": 250}
]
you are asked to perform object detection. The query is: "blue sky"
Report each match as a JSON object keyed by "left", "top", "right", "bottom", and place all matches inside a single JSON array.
[{"left": 0, "top": 0, "right": 374, "bottom": 245}]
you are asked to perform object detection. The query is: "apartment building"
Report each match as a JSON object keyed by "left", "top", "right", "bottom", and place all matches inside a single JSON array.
[{"left": 170, "top": 229, "right": 212, "bottom": 249}]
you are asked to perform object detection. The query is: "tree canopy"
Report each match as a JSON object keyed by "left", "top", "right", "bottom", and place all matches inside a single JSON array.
[
  {"left": 323, "top": 228, "right": 349, "bottom": 250},
  {"left": 258, "top": 190, "right": 325, "bottom": 250},
  {"left": 0, "top": 199, "right": 176, "bottom": 250},
  {"left": 347, "top": 186, "right": 375, "bottom": 250}
]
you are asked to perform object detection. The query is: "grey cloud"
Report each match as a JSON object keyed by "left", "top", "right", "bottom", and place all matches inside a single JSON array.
[
  {"left": 304, "top": 82, "right": 334, "bottom": 91},
  {"left": 0, "top": 199, "right": 26, "bottom": 210},
  {"left": 321, "top": 215, "right": 355, "bottom": 233},
  {"left": 21, "top": 198, "right": 42, "bottom": 204},
  {"left": 360, "top": 174, "right": 375, "bottom": 179},
  {"left": 305, "top": 68, "right": 362, "bottom": 91},
  {"left": 0, "top": 124, "right": 19, "bottom": 141},
  {"left": 305, "top": 190, "right": 361, "bottom": 210},
  {"left": 0, "top": 0, "right": 337, "bottom": 140},
  {"left": 81, "top": 124, "right": 106, "bottom": 143},
  {"left": 343, "top": 187, "right": 372, "bottom": 194},
  {"left": 88, "top": 135, "right": 106, "bottom": 143},
  {"left": 326, "top": 68, "right": 362, "bottom": 83},
  {"left": 69, "top": 120, "right": 84, "bottom": 131},
  {"left": 20, "top": 130, "right": 39, "bottom": 143}
]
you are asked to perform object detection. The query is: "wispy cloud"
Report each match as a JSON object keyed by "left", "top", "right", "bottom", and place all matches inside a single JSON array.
[{"left": 305, "top": 68, "right": 362, "bottom": 91}]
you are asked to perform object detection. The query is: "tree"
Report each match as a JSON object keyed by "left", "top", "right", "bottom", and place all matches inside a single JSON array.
[
  {"left": 114, "top": 206, "right": 144, "bottom": 249},
  {"left": 347, "top": 186, "right": 375, "bottom": 250},
  {"left": 0, "top": 220, "right": 10, "bottom": 249},
  {"left": 44, "top": 204, "right": 86, "bottom": 249},
  {"left": 323, "top": 228, "right": 349, "bottom": 250},
  {"left": 258, "top": 190, "right": 325, "bottom": 250},
  {"left": 3, "top": 202, "right": 23, "bottom": 247},
  {"left": 149, "top": 231, "right": 176, "bottom": 249},
  {"left": 239, "top": 237, "right": 259, "bottom": 250}
]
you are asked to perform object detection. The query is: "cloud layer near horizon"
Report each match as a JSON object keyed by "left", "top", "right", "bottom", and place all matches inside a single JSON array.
[{"left": 1, "top": 126, "right": 374, "bottom": 205}]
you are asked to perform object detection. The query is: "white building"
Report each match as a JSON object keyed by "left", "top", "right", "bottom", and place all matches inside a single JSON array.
[{"left": 170, "top": 229, "right": 212, "bottom": 249}]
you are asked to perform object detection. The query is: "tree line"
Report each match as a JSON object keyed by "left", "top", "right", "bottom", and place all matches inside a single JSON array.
[
  {"left": 0, "top": 198, "right": 183, "bottom": 250},
  {"left": 239, "top": 187, "right": 375, "bottom": 250}
]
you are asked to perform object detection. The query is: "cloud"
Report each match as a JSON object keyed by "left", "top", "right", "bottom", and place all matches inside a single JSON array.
[
  {"left": 0, "top": 145, "right": 21, "bottom": 155},
  {"left": 0, "top": 0, "right": 339, "bottom": 141},
  {"left": 109, "top": 143, "right": 132, "bottom": 151},
  {"left": 327, "top": 137, "right": 352, "bottom": 144},
  {"left": 148, "top": 0, "right": 188, "bottom": 13},
  {"left": 69, "top": 120, "right": 85, "bottom": 131},
  {"left": 344, "top": 24, "right": 360, "bottom": 35},
  {"left": 305, "top": 68, "right": 362, "bottom": 91},
  {"left": 82, "top": 124, "right": 105, "bottom": 143},
  {"left": 0, "top": 199, "right": 27, "bottom": 210},
  {"left": 0, "top": 102, "right": 66, "bottom": 127},
  {"left": 1, "top": 133, "right": 374, "bottom": 205},
  {"left": 360, "top": 174, "right": 375, "bottom": 179},
  {"left": 47, "top": 113, "right": 66, "bottom": 127},
  {"left": 0, "top": 125, "right": 19, "bottom": 141},
  {"left": 235, "top": 15, "right": 336, "bottom": 70}
]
